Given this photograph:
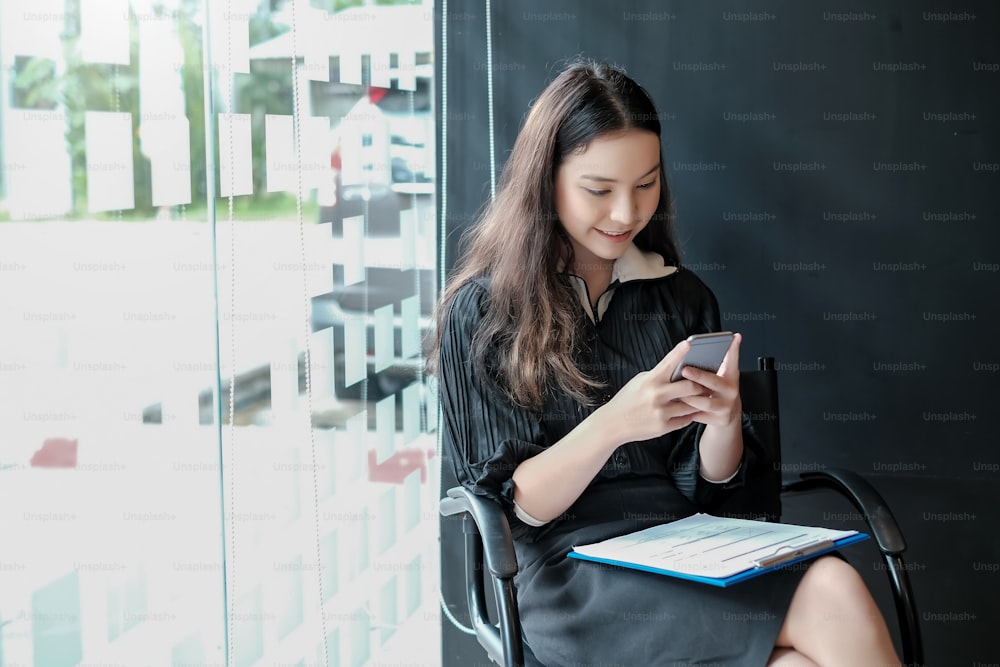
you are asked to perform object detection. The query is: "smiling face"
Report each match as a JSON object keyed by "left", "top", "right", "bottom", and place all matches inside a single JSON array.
[{"left": 554, "top": 129, "right": 662, "bottom": 277}]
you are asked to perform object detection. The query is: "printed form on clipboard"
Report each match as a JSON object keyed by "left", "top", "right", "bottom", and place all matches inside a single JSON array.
[{"left": 569, "top": 513, "right": 869, "bottom": 587}]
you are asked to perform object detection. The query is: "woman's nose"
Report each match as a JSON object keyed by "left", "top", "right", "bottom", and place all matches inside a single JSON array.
[{"left": 609, "top": 193, "right": 638, "bottom": 225}]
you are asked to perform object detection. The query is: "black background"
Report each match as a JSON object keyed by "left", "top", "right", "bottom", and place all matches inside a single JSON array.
[{"left": 436, "top": 1, "right": 999, "bottom": 664}]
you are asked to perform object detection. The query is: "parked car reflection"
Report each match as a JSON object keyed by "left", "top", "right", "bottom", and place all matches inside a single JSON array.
[{"left": 318, "top": 85, "right": 433, "bottom": 237}]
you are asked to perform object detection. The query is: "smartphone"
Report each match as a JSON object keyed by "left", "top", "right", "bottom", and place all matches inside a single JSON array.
[{"left": 669, "top": 331, "right": 735, "bottom": 382}]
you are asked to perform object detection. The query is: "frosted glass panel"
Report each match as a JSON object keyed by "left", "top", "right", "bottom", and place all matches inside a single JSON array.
[
  {"left": 405, "top": 555, "right": 422, "bottom": 617},
  {"left": 1, "top": 0, "right": 63, "bottom": 58},
  {"left": 342, "top": 215, "right": 365, "bottom": 286},
  {"left": 145, "top": 118, "right": 192, "bottom": 207},
  {"left": 0, "top": 3, "right": 438, "bottom": 666},
  {"left": 403, "top": 467, "right": 421, "bottom": 531},
  {"left": 376, "top": 395, "right": 395, "bottom": 464},
  {"left": 31, "top": 571, "right": 83, "bottom": 667},
  {"left": 348, "top": 604, "right": 370, "bottom": 667},
  {"left": 210, "top": 0, "right": 251, "bottom": 74},
  {"left": 343, "top": 318, "right": 366, "bottom": 388},
  {"left": 370, "top": 50, "right": 392, "bottom": 89},
  {"left": 5, "top": 110, "right": 73, "bottom": 219},
  {"left": 339, "top": 52, "right": 363, "bottom": 85},
  {"left": 345, "top": 411, "right": 367, "bottom": 484},
  {"left": 85, "top": 111, "right": 135, "bottom": 212},
  {"left": 378, "top": 577, "right": 397, "bottom": 644},
  {"left": 402, "top": 382, "right": 420, "bottom": 447},
  {"left": 397, "top": 50, "right": 418, "bottom": 91},
  {"left": 400, "top": 295, "right": 420, "bottom": 359},
  {"left": 302, "top": 6, "right": 331, "bottom": 82},
  {"left": 79, "top": 0, "right": 130, "bottom": 65},
  {"left": 265, "top": 114, "right": 297, "bottom": 193},
  {"left": 269, "top": 338, "right": 300, "bottom": 415},
  {"left": 321, "top": 530, "right": 338, "bottom": 602},
  {"left": 310, "top": 328, "right": 335, "bottom": 399},
  {"left": 399, "top": 207, "right": 417, "bottom": 270},
  {"left": 218, "top": 113, "right": 253, "bottom": 196},
  {"left": 378, "top": 488, "right": 396, "bottom": 554},
  {"left": 302, "top": 116, "right": 330, "bottom": 191},
  {"left": 374, "top": 304, "right": 394, "bottom": 373}
]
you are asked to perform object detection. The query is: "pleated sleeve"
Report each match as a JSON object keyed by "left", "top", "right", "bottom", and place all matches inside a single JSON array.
[
  {"left": 438, "top": 280, "right": 549, "bottom": 533},
  {"left": 661, "top": 272, "right": 764, "bottom": 509}
]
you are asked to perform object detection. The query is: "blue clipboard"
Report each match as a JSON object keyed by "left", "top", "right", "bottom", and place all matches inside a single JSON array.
[{"left": 568, "top": 519, "right": 870, "bottom": 587}]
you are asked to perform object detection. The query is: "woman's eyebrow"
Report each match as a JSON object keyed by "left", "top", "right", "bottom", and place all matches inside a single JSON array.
[{"left": 579, "top": 163, "right": 660, "bottom": 183}]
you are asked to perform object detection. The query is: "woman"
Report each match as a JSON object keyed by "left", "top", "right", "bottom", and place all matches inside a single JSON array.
[{"left": 432, "top": 59, "right": 900, "bottom": 666}]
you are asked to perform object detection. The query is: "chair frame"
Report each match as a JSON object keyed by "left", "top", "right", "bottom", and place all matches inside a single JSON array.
[{"left": 440, "top": 357, "right": 924, "bottom": 667}]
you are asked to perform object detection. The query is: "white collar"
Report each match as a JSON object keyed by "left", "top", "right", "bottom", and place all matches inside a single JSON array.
[
  {"left": 564, "top": 244, "right": 677, "bottom": 322},
  {"left": 559, "top": 243, "right": 677, "bottom": 282},
  {"left": 611, "top": 243, "right": 677, "bottom": 283}
]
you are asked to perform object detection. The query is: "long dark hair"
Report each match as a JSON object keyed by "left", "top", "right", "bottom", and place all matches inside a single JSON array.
[{"left": 430, "top": 59, "right": 681, "bottom": 411}]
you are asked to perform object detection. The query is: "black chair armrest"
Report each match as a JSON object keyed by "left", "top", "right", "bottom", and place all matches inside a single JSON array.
[
  {"left": 441, "top": 486, "right": 519, "bottom": 578},
  {"left": 783, "top": 468, "right": 906, "bottom": 554},
  {"left": 441, "top": 486, "right": 528, "bottom": 666},
  {"left": 782, "top": 469, "right": 923, "bottom": 665}
]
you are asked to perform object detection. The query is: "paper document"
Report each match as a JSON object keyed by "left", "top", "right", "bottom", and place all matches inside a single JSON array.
[{"left": 570, "top": 513, "right": 867, "bottom": 586}]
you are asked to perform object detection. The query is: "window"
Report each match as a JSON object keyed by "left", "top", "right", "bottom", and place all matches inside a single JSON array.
[{"left": 0, "top": 1, "right": 440, "bottom": 665}]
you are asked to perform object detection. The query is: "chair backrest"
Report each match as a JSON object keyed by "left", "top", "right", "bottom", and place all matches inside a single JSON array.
[{"left": 714, "top": 356, "right": 783, "bottom": 522}]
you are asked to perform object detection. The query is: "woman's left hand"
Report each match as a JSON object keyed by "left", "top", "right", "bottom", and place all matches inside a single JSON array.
[{"left": 676, "top": 332, "right": 742, "bottom": 428}]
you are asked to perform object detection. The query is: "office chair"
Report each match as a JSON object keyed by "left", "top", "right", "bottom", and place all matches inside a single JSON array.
[{"left": 440, "top": 357, "right": 924, "bottom": 667}]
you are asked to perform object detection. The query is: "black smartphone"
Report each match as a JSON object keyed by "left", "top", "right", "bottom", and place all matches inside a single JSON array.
[{"left": 669, "top": 331, "right": 735, "bottom": 382}]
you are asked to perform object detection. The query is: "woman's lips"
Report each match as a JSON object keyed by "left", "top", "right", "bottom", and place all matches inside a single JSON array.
[{"left": 596, "top": 229, "right": 632, "bottom": 243}]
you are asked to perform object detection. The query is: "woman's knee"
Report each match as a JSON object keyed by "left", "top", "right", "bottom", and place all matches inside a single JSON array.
[
  {"left": 799, "top": 556, "right": 884, "bottom": 623},
  {"left": 802, "top": 555, "right": 867, "bottom": 597},
  {"left": 767, "top": 647, "right": 820, "bottom": 666}
]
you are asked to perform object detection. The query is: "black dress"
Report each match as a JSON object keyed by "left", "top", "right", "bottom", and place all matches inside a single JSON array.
[{"left": 438, "top": 262, "right": 808, "bottom": 667}]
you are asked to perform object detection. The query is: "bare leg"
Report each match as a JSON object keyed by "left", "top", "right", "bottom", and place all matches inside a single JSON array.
[
  {"left": 768, "top": 648, "right": 820, "bottom": 666},
  {"left": 774, "top": 556, "right": 901, "bottom": 666}
]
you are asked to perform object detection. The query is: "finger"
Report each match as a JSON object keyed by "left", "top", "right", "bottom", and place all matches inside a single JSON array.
[
  {"left": 687, "top": 411, "right": 716, "bottom": 427},
  {"left": 679, "top": 364, "right": 721, "bottom": 390},
  {"left": 654, "top": 396, "right": 702, "bottom": 422},
  {"left": 650, "top": 339, "right": 691, "bottom": 380},
  {"left": 658, "top": 404, "right": 699, "bottom": 426},
  {"left": 667, "top": 413, "right": 698, "bottom": 431},
  {"left": 677, "top": 393, "right": 721, "bottom": 414},
  {"left": 679, "top": 368, "right": 739, "bottom": 404},
  {"left": 717, "top": 333, "right": 742, "bottom": 376},
  {"left": 658, "top": 378, "right": 705, "bottom": 404}
]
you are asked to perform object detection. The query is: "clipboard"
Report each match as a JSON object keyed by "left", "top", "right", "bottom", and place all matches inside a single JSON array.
[{"left": 568, "top": 513, "right": 869, "bottom": 587}]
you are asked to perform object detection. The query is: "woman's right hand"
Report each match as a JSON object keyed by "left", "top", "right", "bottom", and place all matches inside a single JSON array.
[
  {"left": 511, "top": 339, "right": 710, "bottom": 523},
  {"left": 595, "top": 339, "right": 707, "bottom": 446}
]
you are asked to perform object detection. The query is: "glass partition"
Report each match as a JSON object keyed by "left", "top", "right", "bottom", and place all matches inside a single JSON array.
[{"left": 0, "top": 1, "right": 439, "bottom": 665}]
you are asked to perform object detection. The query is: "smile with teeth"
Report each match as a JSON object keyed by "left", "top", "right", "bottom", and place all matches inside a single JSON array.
[{"left": 597, "top": 229, "right": 630, "bottom": 238}]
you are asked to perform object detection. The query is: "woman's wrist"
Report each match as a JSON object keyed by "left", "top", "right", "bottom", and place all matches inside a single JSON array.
[
  {"left": 587, "top": 402, "right": 628, "bottom": 455},
  {"left": 698, "top": 419, "right": 744, "bottom": 480}
]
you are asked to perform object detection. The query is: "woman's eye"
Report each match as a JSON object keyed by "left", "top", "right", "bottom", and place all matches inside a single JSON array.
[
  {"left": 585, "top": 188, "right": 610, "bottom": 196},
  {"left": 637, "top": 181, "right": 656, "bottom": 189}
]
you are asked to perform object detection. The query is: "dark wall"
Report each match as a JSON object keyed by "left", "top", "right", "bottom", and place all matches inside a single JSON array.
[{"left": 437, "top": 1, "right": 999, "bottom": 664}]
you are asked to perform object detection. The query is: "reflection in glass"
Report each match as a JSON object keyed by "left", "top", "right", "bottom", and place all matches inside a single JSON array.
[{"left": 0, "top": 1, "right": 439, "bottom": 665}]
